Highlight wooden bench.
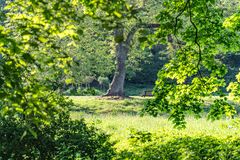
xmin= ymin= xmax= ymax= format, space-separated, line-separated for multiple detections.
xmin=142 ymin=90 xmax=153 ymax=97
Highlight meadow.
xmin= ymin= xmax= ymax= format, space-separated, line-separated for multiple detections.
xmin=69 ymin=96 xmax=240 ymax=159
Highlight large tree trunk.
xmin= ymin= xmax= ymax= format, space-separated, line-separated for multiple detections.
xmin=105 ymin=24 xmax=160 ymax=97
xmin=105 ymin=28 xmax=129 ymax=97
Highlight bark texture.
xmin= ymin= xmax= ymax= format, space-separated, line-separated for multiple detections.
xmin=105 ymin=28 xmax=129 ymax=96
xmin=105 ymin=24 xmax=160 ymax=97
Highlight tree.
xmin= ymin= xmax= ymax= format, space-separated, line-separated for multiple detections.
xmin=36 ymin=19 xmax=115 ymax=91
xmin=105 ymin=1 xmax=163 ymax=97
xmin=23 ymin=0 xmax=165 ymax=97
xmin=142 ymin=0 xmax=240 ymax=128
xmin=0 ymin=0 xmax=130 ymax=155
xmin=0 ymin=0 xmax=135 ymax=158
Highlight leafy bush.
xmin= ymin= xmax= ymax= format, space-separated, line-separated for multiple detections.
xmin=98 ymin=76 xmax=110 ymax=89
xmin=0 ymin=116 xmax=115 ymax=159
xmin=63 ymin=87 xmax=103 ymax=96
xmin=119 ymin=130 xmax=240 ymax=160
xmin=77 ymin=88 xmax=99 ymax=96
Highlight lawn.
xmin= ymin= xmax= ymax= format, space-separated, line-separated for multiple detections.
xmin=69 ymin=96 xmax=240 ymax=153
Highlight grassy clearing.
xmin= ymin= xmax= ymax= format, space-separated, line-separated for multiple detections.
xmin=69 ymin=96 xmax=240 ymax=152
xmin=71 ymin=113 xmax=239 ymax=151
xmin=69 ymin=96 xmax=150 ymax=115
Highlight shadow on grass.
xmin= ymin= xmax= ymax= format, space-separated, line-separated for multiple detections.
xmin=70 ymin=96 xmax=149 ymax=115
xmin=70 ymin=96 xmax=240 ymax=118
xmin=71 ymin=107 xmax=97 ymax=114
xmin=71 ymin=107 xmax=139 ymax=115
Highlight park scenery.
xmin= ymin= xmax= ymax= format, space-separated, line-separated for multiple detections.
xmin=1 ymin=0 xmax=240 ymax=159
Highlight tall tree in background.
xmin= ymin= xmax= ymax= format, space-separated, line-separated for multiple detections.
xmin=105 ymin=0 xmax=162 ymax=97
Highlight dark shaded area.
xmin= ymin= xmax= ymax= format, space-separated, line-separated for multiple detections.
xmin=221 ymin=53 xmax=240 ymax=84
xmin=0 ymin=116 xmax=115 ymax=159
xmin=127 ymin=44 xmax=168 ymax=84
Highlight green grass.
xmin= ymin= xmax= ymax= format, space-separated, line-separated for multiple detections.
xmin=69 ymin=96 xmax=240 ymax=152
xmin=71 ymin=113 xmax=240 ymax=151
xmin=69 ymin=96 xmax=151 ymax=115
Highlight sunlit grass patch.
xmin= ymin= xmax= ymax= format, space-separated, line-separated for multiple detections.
xmin=69 ymin=96 xmax=240 ymax=152
xmin=69 ymin=96 xmax=151 ymax=115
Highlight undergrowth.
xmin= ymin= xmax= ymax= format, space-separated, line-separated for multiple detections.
xmin=70 ymin=96 xmax=240 ymax=159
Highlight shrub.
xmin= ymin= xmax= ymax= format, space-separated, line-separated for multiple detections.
xmin=98 ymin=76 xmax=110 ymax=90
xmin=0 ymin=116 xmax=116 ymax=159
xmin=119 ymin=130 xmax=240 ymax=160
xmin=77 ymin=87 xmax=96 ymax=96
xmin=63 ymin=87 xmax=103 ymax=96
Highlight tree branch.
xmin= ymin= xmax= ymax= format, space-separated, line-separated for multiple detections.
xmin=125 ymin=23 xmax=160 ymax=45
xmin=188 ymin=0 xmax=203 ymax=79
xmin=174 ymin=0 xmax=190 ymax=49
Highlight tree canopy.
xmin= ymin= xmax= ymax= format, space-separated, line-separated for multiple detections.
xmin=143 ymin=0 xmax=240 ymax=127
xmin=0 ymin=0 xmax=132 ymax=135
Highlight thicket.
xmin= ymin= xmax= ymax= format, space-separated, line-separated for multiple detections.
xmin=119 ymin=129 xmax=240 ymax=160
xmin=0 ymin=0 xmax=122 ymax=159
xmin=0 ymin=116 xmax=115 ymax=159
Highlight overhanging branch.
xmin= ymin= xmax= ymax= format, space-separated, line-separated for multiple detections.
xmin=188 ymin=0 xmax=203 ymax=79
xmin=125 ymin=23 xmax=160 ymax=45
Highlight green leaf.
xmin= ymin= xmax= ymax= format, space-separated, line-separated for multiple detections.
xmin=38 ymin=36 xmax=48 ymax=43
xmin=65 ymin=78 xmax=73 ymax=84
xmin=113 ymin=11 xmax=122 ymax=18
xmin=28 ymin=128 xmax=37 ymax=139
xmin=22 ymin=34 xmax=31 ymax=42
xmin=16 ymin=107 xmax=24 ymax=113
xmin=20 ymin=131 xmax=27 ymax=141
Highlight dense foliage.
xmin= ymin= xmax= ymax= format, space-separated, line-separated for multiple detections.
xmin=0 ymin=116 xmax=115 ymax=159
xmin=0 ymin=0 xmax=127 ymax=159
xmin=71 ymin=97 xmax=240 ymax=160
xmin=119 ymin=129 xmax=240 ymax=159
xmin=143 ymin=0 xmax=240 ymax=127
xmin=0 ymin=0 xmax=240 ymax=159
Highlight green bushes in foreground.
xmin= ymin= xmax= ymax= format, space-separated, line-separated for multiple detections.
xmin=0 ymin=116 xmax=115 ymax=159
xmin=2 ymin=115 xmax=240 ymax=160
xmin=119 ymin=130 xmax=240 ymax=160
